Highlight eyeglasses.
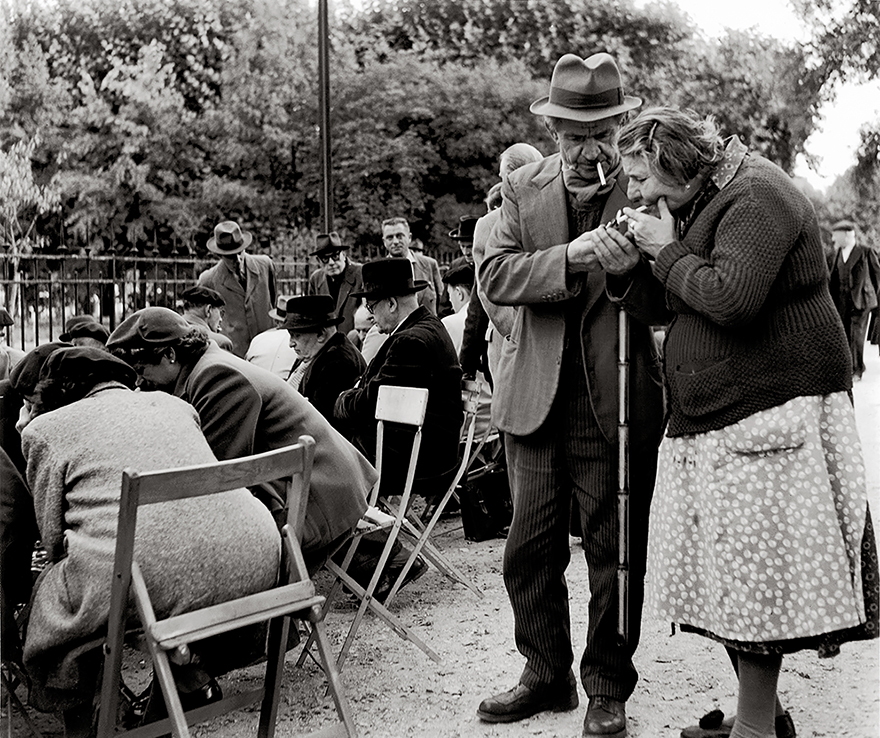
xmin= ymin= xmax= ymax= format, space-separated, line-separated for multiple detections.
xmin=365 ymin=299 xmax=385 ymax=315
xmin=317 ymin=251 xmax=344 ymax=265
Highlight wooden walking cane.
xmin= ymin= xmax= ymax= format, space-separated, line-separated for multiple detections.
xmin=616 ymin=305 xmax=630 ymax=644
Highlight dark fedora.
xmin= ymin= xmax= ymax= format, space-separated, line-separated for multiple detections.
xmin=206 ymin=220 xmax=253 ymax=255
xmin=448 ymin=215 xmax=480 ymax=241
xmin=181 ymin=286 xmax=226 ymax=308
xmin=59 ymin=315 xmax=110 ymax=344
xmin=529 ymin=53 xmax=641 ymax=122
xmin=310 ymin=232 xmax=347 ymax=257
xmin=268 ymin=295 xmax=297 ymax=321
xmin=442 ymin=261 xmax=475 ymax=288
xmin=282 ymin=295 xmax=343 ymax=332
xmin=352 ymin=258 xmax=428 ymax=301
xmin=107 ymin=307 xmax=194 ymax=350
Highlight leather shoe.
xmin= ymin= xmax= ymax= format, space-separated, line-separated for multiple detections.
xmin=583 ymin=695 xmax=626 ymax=738
xmin=477 ymin=671 xmax=578 ymax=723
xmin=374 ymin=555 xmax=428 ymax=603
xmin=681 ymin=709 xmax=797 ymax=738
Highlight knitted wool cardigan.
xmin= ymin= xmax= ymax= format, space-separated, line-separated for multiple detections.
xmin=642 ymin=143 xmax=851 ymax=436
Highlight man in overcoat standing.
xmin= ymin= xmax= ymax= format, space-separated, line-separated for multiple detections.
xmin=198 ymin=220 xmax=276 ymax=358
xmin=307 ymin=232 xmax=364 ymax=336
xmin=476 ymin=53 xmax=665 ymax=738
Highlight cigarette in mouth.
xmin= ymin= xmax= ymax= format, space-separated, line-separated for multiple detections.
xmin=597 ymin=162 xmax=606 ymax=186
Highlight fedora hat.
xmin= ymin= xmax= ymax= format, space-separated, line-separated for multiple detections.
xmin=107 ymin=307 xmax=194 ymax=350
xmin=310 ymin=232 xmax=348 ymax=257
xmin=352 ymin=258 xmax=428 ymax=301
xmin=448 ymin=215 xmax=480 ymax=241
xmin=206 ymin=220 xmax=253 ymax=255
xmin=282 ymin=295 xmax=343 ymax=332
xmin=59 ymin=314 xmax=111 ymax=343
xmin=268 ymin=295 xmax=297 ymax=321
xmin=529 ymin=53 xmax=641 ymax=122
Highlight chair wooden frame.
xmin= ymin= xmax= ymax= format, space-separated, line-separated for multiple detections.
xmin=96 ymin=438 xmax=357 ymax=738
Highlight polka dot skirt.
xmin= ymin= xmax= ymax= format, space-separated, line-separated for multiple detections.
xmin=646 ymin=392 xmax=879 ymax=655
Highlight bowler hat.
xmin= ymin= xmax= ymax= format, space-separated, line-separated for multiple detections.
xmin=282 ymin=295 xmax=343 ymax=332
xmin=59 ymin=315 xmax=110 ymax=343
xmin=352 ymin=258 xmax=428 ymax=301
xmin=832 ymin=219 xmax=856 ymax=232
xmin=448 ymin=215 xmax=480 ymax=241
xmin=268 ymin=295 xmax=297 ymax=321
xmin=529 ymin=53 xmax=641 ymax=122
xmin=442 ymin=261 xmax=475 ymax=288
xmin=9 ymin=342 xmax=72 ymax=399
xmin=0 ymin=308 xmax=13 ymax=327
xmin=181 ymin=286 xmax=226 ymax=308
xmin=39 ymin=346 xmax=137 ymax=390
xmin=106 ymin=308 xmax=194 ymax=350
xmin=206 ymin=220 xmax=253 ymax=255
xmin=310 ymin=232 xmax=347 ymax=257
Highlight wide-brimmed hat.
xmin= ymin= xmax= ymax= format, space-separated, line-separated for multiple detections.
xmin=442 ymin=261 xmax=475 ymax=288
xmin=206 ymin=220 xmax=253 ymax=255
xmin=268 ymin=295 xmax=297 ymax=321
xmin=59 ymin=315 xmax=110 ymax=343
xmin=180 ymin=286 xmax=226 ymax=308
xmin=352 ymin=258 xmax=428 ymax=301
xmin=107 ymin=307 xmax=194 ymax=350
xmin=310 ymin=232 xmax=347 ymax=257
xmin=448 ymin=215 xmax=480 ymax=242
xmin=282 ymin=295 xmax=343 ymax=332
xmin=832 ymin=219 xmax=856 ymax=232
xmin=529 ymin=53 xmax=642 ymax=122
xmin=9 ymin=342 xmax=73 ymax=399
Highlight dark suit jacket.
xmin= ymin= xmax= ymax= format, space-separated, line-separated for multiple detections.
xmin=308 ymin=260 xmax=364 ymax=335
xmin=172 ymin=344 xmax=373 ymax=553
xmin=300 ymin=331 xmax=366 ymax=429
xmin=480 ymin=153 xmax=665 ymax=446
xmin=334 ymin=306 xmax=463 ymax=492
xmin=198 ymin=253 xmax=277 ymax=358
xmin=829 ymin=244 xmax=880 ymax=315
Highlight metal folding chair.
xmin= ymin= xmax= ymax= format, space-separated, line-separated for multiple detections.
xmin=96 ymin=438 xmax=357 ymax=738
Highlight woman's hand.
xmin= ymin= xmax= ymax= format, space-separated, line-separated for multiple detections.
xmin=623 ymin=198 xmax=676 ymax=260
xmin=593 ymin=225 xmax=642 ymax=275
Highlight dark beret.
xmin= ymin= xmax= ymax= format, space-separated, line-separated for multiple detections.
xmin=107 ymin=307 xmax=193 ymax=350
xmin=8 ymin=342 xmax=73 ymax=399
xmin=38 ymin=346 xmax=137 ymax=390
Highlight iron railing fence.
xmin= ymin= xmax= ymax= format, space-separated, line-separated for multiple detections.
xmin=0 ymin=253 xmax=311 ymax=350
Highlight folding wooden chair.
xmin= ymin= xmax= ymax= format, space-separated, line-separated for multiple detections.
xmin=96 ymin=438 xmax=357 ymax=738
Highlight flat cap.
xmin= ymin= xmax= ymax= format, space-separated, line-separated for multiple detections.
xmin=107 ymin=307 xmax=193 ymax=350
xmin=442 ymin=261 xmax=475 ymax=288
xmin=831 ymin=219 xmax=856 ymax=232
xmin=181 ymin=286 xmax=226 ymax=307
xmin=59 ymin=315 xmax=110 ymax=343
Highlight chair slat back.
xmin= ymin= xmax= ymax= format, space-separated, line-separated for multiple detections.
xmin=375 ymin=385 xmax=428 ymax=427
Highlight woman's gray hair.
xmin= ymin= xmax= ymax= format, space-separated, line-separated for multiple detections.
xmin=617 ymin=106 xmax=724 ymax=186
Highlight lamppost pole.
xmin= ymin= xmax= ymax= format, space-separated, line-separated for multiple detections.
xmin=318 ymin=0 xmax=333 ymax=232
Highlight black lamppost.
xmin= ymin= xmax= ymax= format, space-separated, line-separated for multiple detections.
xmin=318 ymin=0 xmax=333 ymax=232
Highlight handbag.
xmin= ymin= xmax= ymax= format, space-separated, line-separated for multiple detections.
xmin=459 ymin=444 xmax=512 ymax=542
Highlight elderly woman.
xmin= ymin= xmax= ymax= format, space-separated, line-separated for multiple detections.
xmin=18 ymin=347 xmax=281 ymax=732
xmin=592 ymin=107 xmax=878 ymax=738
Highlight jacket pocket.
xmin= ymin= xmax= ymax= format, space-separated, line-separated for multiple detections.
xmin=671 ymin=357 xmax=741 ymax=418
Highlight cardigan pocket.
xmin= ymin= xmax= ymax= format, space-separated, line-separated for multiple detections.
xmin=671 ymin=357 xmax=741 ymax=419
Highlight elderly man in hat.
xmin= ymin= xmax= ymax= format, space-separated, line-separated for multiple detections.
xmin=307 ymin=232 xmax=364 ymax=336
xmin=827 ymin=219 xmax=880 ymax=380
xmin=335 ymin=258 xmax=463 ymax=499
xmin=197 ymin=220 xmax=276 ymax=358
xmin=245 ymin=295 xmax=300 ymax=379
xmin=107 ymin=307 xmax=374 ymax=571
xmin=476 ymin=53 xmax=665 ymax=737
xmin=180 ymin=286 xmax=234 ymax=352
xmin=285 ymin=294 xmax=366 ymax=429
xmin=381 ymin=217 xmax=444 ymax=316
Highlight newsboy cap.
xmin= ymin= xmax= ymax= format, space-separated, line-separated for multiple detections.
xmin=59 ymin=315 xmax=110 ymax=344
xmin=181 ymin=285 xmax=226 ymax=308
xmin=530 ymin=52 xmax=641 ymax=122
xmin=107 ymin=307 xmax=193 ymax=350
xmin=310 ymin=232 xmax=347 ymax=257
xmin=39 ymin=346 xmax=137 ymax=391
xmin=206 ymin=220 xmax=253 ymax=255
xmin=352 ymin=258 xmax=428 ymax=301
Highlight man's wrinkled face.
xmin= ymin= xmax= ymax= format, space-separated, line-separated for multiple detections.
xmin=288 ymin=330 xmax=324 ymax=361
xmin=382 ymin=224 xmax=411 ymax=258
xmin=552 ymin=117 xmax=620 ymax=179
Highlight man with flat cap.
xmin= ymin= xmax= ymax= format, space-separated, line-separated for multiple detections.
xmin=308 ymin=232 xmax=364 ymax=336
xmin=198 ymin=220 xmax=276 ymax=358
xmin=827 ymin=219 xmax=880 ymax=380
xmin=477 ymin=53 xmax=665 ymax=738
xmin=334 ymin=258 xmax=463 ymax=500
xmin=284 ymin=294 xmax=366 ymax=429
xmin=180 ymin=286 xmax=234 ymax=352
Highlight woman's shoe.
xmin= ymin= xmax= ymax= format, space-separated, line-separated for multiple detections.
xmin=681 ymin=709 xmax=796 ymax=738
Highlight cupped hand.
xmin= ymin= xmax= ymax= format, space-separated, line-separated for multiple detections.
xmin=623 ymin=198 xmax=676 ymax=259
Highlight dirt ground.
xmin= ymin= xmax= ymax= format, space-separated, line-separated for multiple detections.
xmin=6 ymin=352 xmax=880 ymax=738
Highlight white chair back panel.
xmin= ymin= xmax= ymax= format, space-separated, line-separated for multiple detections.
xmin=375 ymin=385 xmax=429 ymax=426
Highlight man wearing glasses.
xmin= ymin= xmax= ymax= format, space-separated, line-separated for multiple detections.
xmin=308 ymin=232 xmax=364 ymax=335
xmin=381 ymin=217 xmax=444 ymax=315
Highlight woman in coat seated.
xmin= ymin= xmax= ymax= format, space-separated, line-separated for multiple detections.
xmin=18 ymin=346 xmax=281 ymax=735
